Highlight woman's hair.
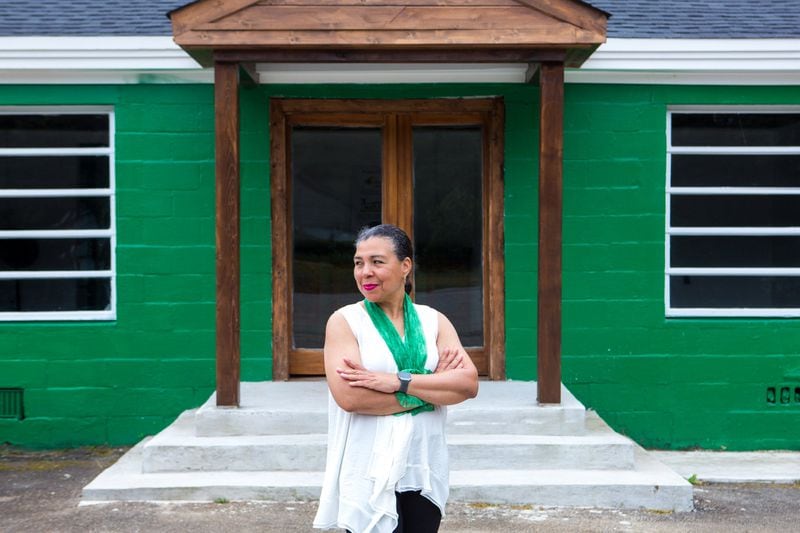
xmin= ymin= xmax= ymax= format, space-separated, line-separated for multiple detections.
xmin=355 ymin=224 xmax=414 ymax=293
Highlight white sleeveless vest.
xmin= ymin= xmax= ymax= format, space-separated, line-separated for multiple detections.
xmin=313 ymin=302 xmax=449 ymax=533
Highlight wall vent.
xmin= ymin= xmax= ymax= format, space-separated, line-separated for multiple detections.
xmin=0 ymin=388 xmax=24 ymax=420
xmin=766 ymin=385 xmax=800 ymax=407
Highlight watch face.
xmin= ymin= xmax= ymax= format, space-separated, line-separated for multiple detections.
xmin=399 ymin=371 xmax=412 ymax=381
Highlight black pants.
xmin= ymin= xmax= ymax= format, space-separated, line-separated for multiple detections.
xmin=346 ymin=490 xmax=441 ymax=533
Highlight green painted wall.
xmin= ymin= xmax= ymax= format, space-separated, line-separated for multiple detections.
xmin=559 ymin=84 xmax=800 ymax=450
xmin=0 ymin=85 xmax=220 ymax=447
xmin=1 ymin=82 xmax=799 ymax=450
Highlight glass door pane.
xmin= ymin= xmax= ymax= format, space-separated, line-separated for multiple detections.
xmin=291 ymin=126 xmax=382 ymax=348
xmin=412 ymin=126 xmax=484 ymax=346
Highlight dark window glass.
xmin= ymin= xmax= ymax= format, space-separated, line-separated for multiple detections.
xmin=0 ymin=278 xmax=111 ymax=312
xmin=0 ymin=238 xmax=110 ymax=271
xmin=670 ymin=276 xmax=800 ymax=308
xmin=0 ymin=114 xmax=109 ymax=148
xmin=292 ymin=127 xmax=382 ymax=349
xmin=672 ymin=113 xmax=800 ymax=147
xmin=671 ymin=154 xmax=800 ymax=188
xmin=0 ymin=156 xmax=110 ymax=189
xmin=671 ymin=195 xmax=800 ymax=227
xmin=0 ymin=197 xmax=110 ymax=230
xmin=671 ymin=236 xmax=800 ymax=268
xmin=413 ymin=126 xmax=483 ymax=346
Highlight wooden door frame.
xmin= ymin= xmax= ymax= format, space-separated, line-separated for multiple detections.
xmin=270 ymin=97 xmax=505 ymax=380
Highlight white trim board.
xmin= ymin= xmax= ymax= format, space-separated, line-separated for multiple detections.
xmin=573 ymin=38 xmax=800 ymax=85
xmin=0 ymin=37 xmax=799 ymax=85
xmin=0 ymin=37 xmax=198 ymax=70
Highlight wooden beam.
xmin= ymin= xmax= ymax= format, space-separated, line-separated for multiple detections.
xmin=269 ymin=100 xmax=290 ymax=382
xmin=396 ymin=114 xmax=414 ymax=238
xmin=537 ymin=61 xmax=564 ymax=404
xmin=487 ymin=98 xmax=506 ymax=380
xmin=179 ymin=28 xmax=602 ymax=51
xmin=215 ymin=61 xmax=241 ymax=407
xmin=514 ymin=0 xmax=609 ymax=35
xmin=525 ymin=63 xmax=540 ymax=84
xmin=169 ymin=0 xmax=259 ymax=37
xmin=239 ymin=62 xmax=259 ymax=86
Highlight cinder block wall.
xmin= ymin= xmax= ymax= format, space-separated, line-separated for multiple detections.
xmin=560 ymin=84 xmax=800 ymax=450
xmin=1 ymin=83 xmax=799 ymax=450
xmin=0 ymin=85 xmax=222 ymax=447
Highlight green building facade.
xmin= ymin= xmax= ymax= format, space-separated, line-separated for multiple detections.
xmin=2 ymin=80 xmax=799 ymax=449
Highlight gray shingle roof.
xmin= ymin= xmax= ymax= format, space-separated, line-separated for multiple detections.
xmin=0 ymin=0 xmax=799 ymax=38
xmin=593 ymin=0 xmax=800 ymax=38
xmin=0 ymin=1 xmax=184 ymax=36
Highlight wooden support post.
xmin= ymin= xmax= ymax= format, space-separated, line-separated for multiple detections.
xmin=537 ymin=62 xmax=564 ymax=404
xmin=215 ymin=61 xmax=241 ymax=407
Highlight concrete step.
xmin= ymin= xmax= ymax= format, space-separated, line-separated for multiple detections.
xmin=143 ymin=410 xmax=633 ymax=473
xmin=195 ymin=381 xmax=587 ymax=437
xmin=448 ymin=432 xmax=634 ymax=471
xmin=83 ymin=441 xmax=691 ymax=511
xmin=449 ymin=445 xmax=693 ymax=511
xmin=195 ymin=382 xmax=328 ymax=437
xmin=448 ymin=382 xmax=587 ymax=436
xmin=142 ymin=411 xmax=328 ymax=473
xmin=84 ymin=440 xmax=323 ymax=503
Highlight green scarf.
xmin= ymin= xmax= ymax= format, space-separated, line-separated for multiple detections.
xmin=363 ymin=294 xmax=434 ymax=416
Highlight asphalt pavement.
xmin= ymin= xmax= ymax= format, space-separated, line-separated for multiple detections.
xmin=2 ymin=445 xmax=800 ymax=532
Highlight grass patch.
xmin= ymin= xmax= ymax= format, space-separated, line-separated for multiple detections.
xmin=687 ymin=474 xmax=702 ymax=485
xmin=468 ymin=502 xmax=498 ymax=509
xmin=509 ymin=504 xmax=534 ymax=511
xmin=0 ymin=460 xmax=85 ymax=472
xmin=0 ymin=445 xmax=125 ymax=472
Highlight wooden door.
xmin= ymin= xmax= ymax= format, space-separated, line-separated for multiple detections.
xmin=270 ymin=99 xmax=504 ymax=379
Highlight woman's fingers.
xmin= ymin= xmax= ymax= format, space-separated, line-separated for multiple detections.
xmin=342 ymin=357 xmax=367 ymax=371
xmin=436 ymin=347 xmax=466 ymax=372
xmin=337 ymin=365 xmax=368 ymax=381
xmin=447 ymin=353 xmax=465 ymax=370
xmin=435 ymin=348 xmax=455 ymax=372
xmin=336 ymin=367 xmax=397 ymax=393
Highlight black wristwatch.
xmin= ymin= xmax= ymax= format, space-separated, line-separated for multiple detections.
xmin=397 ymin=371 xmax=412 ymax=394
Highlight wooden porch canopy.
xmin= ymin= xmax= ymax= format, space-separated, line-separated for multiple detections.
xmin=168 ymin=0 xmax=608 ymax=407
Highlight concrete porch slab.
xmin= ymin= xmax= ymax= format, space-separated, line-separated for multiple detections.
xmin=82 ymin=380 xmax=693 ymax=511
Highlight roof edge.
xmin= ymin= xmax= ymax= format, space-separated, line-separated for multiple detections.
xmin=1 ymin=36 xmax=798 ymax=86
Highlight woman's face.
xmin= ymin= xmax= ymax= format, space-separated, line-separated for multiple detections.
xmin=353 ymin=236 xmax=411 ymax=303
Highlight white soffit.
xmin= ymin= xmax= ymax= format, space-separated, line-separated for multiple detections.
xmin=256 ymin=63 xmax=527 ymax=84
xmin=0 ymin=37 xmax=799 ymax=85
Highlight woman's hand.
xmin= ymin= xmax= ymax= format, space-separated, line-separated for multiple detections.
xmin=337 ymin=357 xmax=399 ymax=394
xmin=436 ymin=347 xmax=466 ymax=373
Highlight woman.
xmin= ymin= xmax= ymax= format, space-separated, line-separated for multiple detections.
xmin=313 ymin=224 xmax=479 ymax=533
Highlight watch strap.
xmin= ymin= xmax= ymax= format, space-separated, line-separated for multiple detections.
xmin=397 ymin=371 xmax=411 ymax=394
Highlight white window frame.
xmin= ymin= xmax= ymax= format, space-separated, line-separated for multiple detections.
xmin=0 ymin=106 xmax=115 ymax=321
xmin=666 ymin=105 xmax=800 ymax=317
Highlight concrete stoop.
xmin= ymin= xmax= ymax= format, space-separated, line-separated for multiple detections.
xmin=82 ymin=381 xmax=693 ymax=511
